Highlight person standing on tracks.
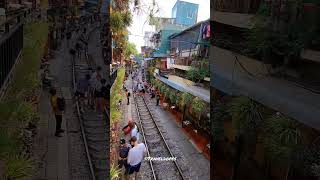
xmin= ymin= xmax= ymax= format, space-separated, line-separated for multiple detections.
xmin=126 ymin=90 xmax=130 ymax=105
xmin=75 ymin=42 xmax=82 ymax=59
xmin=75 ymin=74 xmax=91 ymax=112
xmin=118 ymin=138 xmax=130 ymax=180
xmin=99 ymin=78 xmax=109 ymax=111
xmin=49 ymin=88 xmax=65 ymax=137
xmin=156 ymin=93 xmax=160 ymax=106
xmin=90 ymin=66 xmax=103 ymax=111
xmin=127 ymin=136 xmax=146 ymax=179
xmin=80 ymin=28 xmax=89 ymax=60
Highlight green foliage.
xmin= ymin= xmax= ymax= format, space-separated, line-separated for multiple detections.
xmin=164 ymin=88 xmax=170 ymax=99
xmin=110 ymin=11 xmax=132 ymax=33
xmin=191 ymin=97 xmax=205 ymax=115
xmin=160 ymin=85 xmax=166 ymax=94
xmin=110 ymin=68 xmax=125 ymax=123
xmin=12 ymin=102 xmax=39 ymax=126
xmin=121 ymin=11 xmax=132 ymax=27
xmin=3 ymin=155 xmax=33 ymax=180
xmin=0 ymin=21 xmax=47 ymax=180
xmin=181 ymin=92 xmax=193 ymax=106
xmin=110 ymin=163 xmax=121 ymax=180
xmin=187 ymin=62 xmax=209 ymax=83
xmin=174 ymin=93 xmax=181 ymax=106
xmin=169 ymin=91 xmax=177 ymax=104
xmin=110 ymin=12 xmax=124 ymax=33
xmin=187 ymin=67 xmax=198 ymax=82
xmin=124 ymin=42 xmax=138 ymax=60
xmin=244 ymin=1 xmax=320 ymax=64
xmin=212 ymin=101 xmax=228 ymax=142
xmin=263 ymin=113 xmax=302 ymax=161
xmin=229 ymin=96 xmax=262 ymax=135
xmin=0 ymin=130 xmax=21 ymax=158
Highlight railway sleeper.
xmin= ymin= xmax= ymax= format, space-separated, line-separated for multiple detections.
xmin=88 ymin=143 xmax=107 ymax=153
xmin=93 ymin=159 xmax=108 ymax=170
xmin=86 ymin=134 xmax=108 ymax=142
xmin=83 ymin=121 xmax=107 ymax=128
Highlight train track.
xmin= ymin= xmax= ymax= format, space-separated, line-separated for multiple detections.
xmin=71 ymin=28 xmax=108 ymax=180
xmin=133 ymin=94 xmax=185 ymax=180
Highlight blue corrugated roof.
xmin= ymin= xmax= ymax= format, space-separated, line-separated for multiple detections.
xmin=156 ymin=75 xmax=210 ymax=103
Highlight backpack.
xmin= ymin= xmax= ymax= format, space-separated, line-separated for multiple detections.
xmin=57 ymin=97 xmax=66 ymax=111
xmin=119 ymin=146 xmax=130 ymax=158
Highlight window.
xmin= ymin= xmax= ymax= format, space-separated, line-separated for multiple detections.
xmin=187 ymin=11 xmax=193 ymax=19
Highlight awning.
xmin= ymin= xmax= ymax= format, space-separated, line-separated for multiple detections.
xmin=144 ymin=58 xmax=155 ymax=61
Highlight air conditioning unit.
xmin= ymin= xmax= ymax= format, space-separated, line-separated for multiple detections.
xmin=0 ymin=8 xmax=5 ymax=16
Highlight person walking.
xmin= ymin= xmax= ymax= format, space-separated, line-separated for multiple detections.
xmin=75 ymin=74 xmax=91 ymax=111
xmin=99 ymin=78 xmax=109 ymax=111
xmin=127 ymin=136 xmax=146 ymax=180
xmin=126 ymin=90 xmax=130 ymax=105
xmin=90 ymin=66 xmax=103 ymax=111
xmin=156 ymin=94 xmax=160 ymax=106
xmin=75 ymin=42 xmax=82 ymax=59
xmin=49 ymin=88 xmax=65 ymax=137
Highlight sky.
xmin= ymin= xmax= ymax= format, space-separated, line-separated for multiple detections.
xmin=127 ymin=0 xmax=210 ymax=53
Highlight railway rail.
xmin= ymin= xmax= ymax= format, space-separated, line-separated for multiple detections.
xmin=71 ymin=27 xmax=108 ymax=180
xmin=133 ymin=94 xmax=185 ymax=180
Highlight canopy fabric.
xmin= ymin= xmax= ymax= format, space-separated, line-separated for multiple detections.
xmin=144 ymin=58 xmax=155 ymax=61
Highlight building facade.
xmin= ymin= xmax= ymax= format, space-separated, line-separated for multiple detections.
xmin=172 ymin=0 xmax=198 ymax=27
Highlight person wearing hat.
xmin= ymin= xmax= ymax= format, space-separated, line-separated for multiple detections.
xmin=118 ymin=138 xmax=130 ymax=180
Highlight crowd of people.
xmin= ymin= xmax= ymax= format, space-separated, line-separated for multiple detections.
xmin=75 ymin=66 xmax=110 ymax=113
xmin=117 ymin=68 xmax=166 ymax=179
xmin=49 ymin=16 xmax=109 ymax=138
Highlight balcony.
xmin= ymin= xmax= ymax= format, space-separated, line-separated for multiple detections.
xmin=211 ymin=46 xmax=320 ymax=130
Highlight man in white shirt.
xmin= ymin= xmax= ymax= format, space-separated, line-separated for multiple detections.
xmin=127 ymin=136 xmax=146 ymax=179
xmin=130 ymin=123 xmax=139 ymax=142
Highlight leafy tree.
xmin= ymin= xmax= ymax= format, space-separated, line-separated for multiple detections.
xmin=124 ymin=42 xmax=138 ymax=60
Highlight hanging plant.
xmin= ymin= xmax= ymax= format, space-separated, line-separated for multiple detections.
xmin=169 ymin=91 xmax=177 ymax=105
xmin=191 ymin=97 xmax=205 ymax=116
xmin=175 ymin=93 xmax=181 ymax=106
xmin=164 ymin=88 xmax=171 ymax=100
xmin=160 ymin=85 xmax=166 ymax=94
xmin=212 ymin=101 xmax=228 ymax=143
xmin=181 ymin=92 xmax=193 ymax=106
